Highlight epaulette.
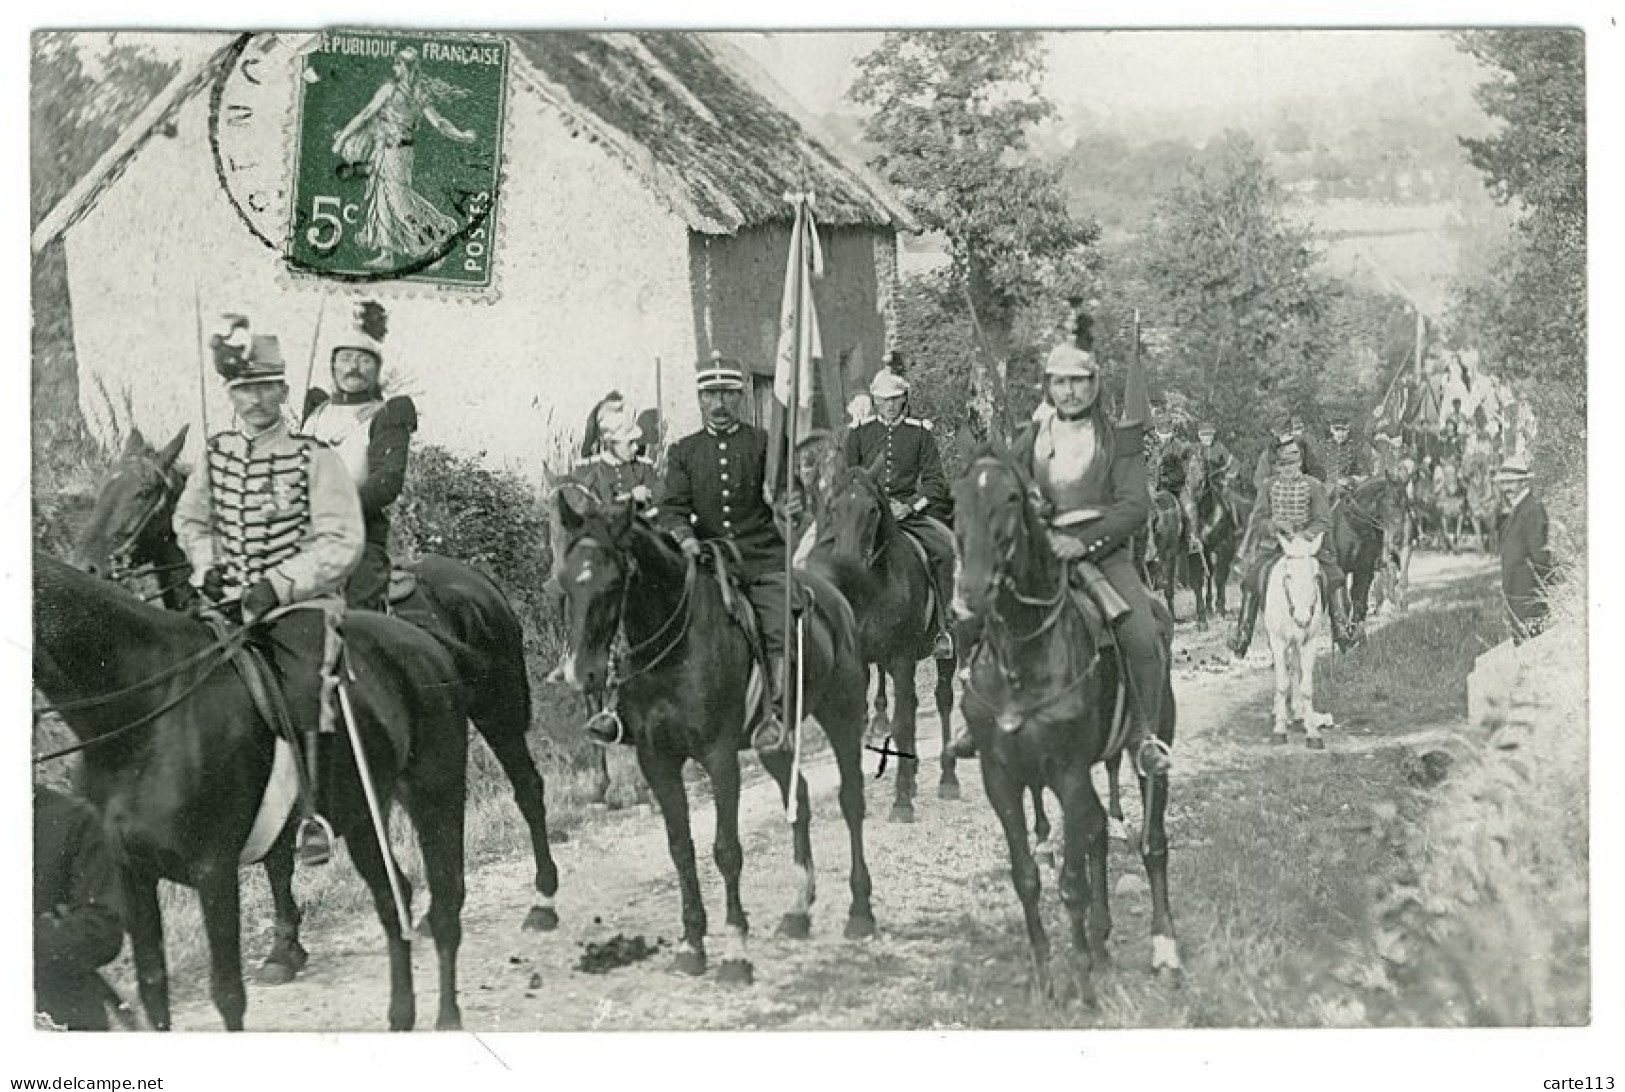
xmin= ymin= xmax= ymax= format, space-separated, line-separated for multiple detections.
xmin=573 ymin=457 xmax=596 ymax=470
xmin=903 ymin=416 xmax=933 ymax=431
xmin=636 ymin=456 xmax=656 ymax=466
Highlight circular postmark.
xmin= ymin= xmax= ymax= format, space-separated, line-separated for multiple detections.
xmin=208 ymin=30 xmax=508 ymax=289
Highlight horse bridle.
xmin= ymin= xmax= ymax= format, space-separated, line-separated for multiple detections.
xmin=104 ymin=464 xmax=193 ymax=601
xmin=569 ymin=532 xmax=697 ymax=686
xmin=960 ymin=459 xmax=1096 ymax=720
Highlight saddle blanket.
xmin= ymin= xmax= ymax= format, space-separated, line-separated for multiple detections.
xmin=240 ymin=739 xmax=299 ymax=867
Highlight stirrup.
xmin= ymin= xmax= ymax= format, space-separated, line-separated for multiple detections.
xmin=752 ymin=711 xmax=790 ymax=754
xmin=584 ymin=707 xmax=626 ymax=746
xmin=932 ymin=630 xmax=955 ymax=661
xmin=297 ymin=815 xmax=335 ymax=868
xmin=1135 ymin=737 xmax=1173 ymax=778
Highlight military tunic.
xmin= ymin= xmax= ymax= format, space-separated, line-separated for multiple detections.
xmin=1325 ymin=436 xmax=1368 ymax=482
xmin=661 ymin=423 xmax=789 ymax=656
xmin=301 ymin=391 xmax=417 ymax=610
xmin=573 ymin=451 xmax=663 ymax=514
xmin=174 ymin=419 xmax=364 ymax=606
xmin=844 ymin=416 xmax=951 ymax=521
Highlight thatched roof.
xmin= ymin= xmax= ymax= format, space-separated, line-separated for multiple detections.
xmin=511 ymin=33 xmax=915 ymax=234
xmin=32 ymin=31 xmax=915 ymax=255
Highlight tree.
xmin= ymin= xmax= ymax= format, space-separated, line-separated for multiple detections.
xmin=1133 ymin=132 xmax=1337 ymax=457
xmin=849 ymin=32 xmax=1095 ymax=437
xmin=1451 ymin=30 xmax=1585 ymax=479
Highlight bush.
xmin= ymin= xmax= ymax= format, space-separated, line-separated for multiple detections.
xmin=391 ymin=444 xmax=562 ymax=657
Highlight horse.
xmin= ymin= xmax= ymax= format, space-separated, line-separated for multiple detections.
xmin=812 ymin=467 xmax=959 ymax=820
xmin=555 ymin=494 xmax=875 ymax=981
xmin=73 ymin=427 xmax=563 ymax=980
xmin=951 ymin=449 xmax=1180 ymax=1003
xmin=1330 ymin=476 xmax=1409 ymax=627
xmin=32 ymin=552 xmax=469 ymax=1030
xmin=1188 ymin=465 xmax=1239 ymax=626
xmin=1261 ymin=533 xmax=1332 ymax=749
xmin=1144 ymin=489 xmax=1187 ymax=620
xmin=1459 ymin=456 xmax=1502 ymax=552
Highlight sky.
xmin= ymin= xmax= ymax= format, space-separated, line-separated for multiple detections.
xmin=731 ymin=29 xmax=1487 ymax=133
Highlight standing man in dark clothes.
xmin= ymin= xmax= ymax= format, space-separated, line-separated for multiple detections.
xmin=34 ymin=785 xmax=124 ymax=1031
xmin=1493 ymin=454 xmax=1557 ymax=643
xmin=301 ymin=301 xmax=417 ymax=611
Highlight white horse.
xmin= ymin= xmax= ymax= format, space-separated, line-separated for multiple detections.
xmin=1262 ymin=531 xmax=1333 ymax=749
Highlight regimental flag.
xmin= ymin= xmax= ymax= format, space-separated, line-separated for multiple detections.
xmin=1119 ymin=309 xmax=1152 ymax=430
xmin=766 ymin=193 xmax=825 ymax=498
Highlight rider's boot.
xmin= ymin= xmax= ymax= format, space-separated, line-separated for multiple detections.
xmin=752 ymin=653 xmax=793 ymax=754
xmin=296 ymin=732 xmax=335 ymax=868
xmin=1327 ymin=580 xmax=1360 ymax=652
xmin=1228 ymin=584 xmax=1259 ymax=659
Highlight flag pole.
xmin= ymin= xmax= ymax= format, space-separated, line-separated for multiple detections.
xmin=784 ymin=193 xmax=804 ymax=825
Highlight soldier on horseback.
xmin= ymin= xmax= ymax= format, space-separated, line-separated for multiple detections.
xmin=1228 ymin=435 xmax=1359 ymax=659
xmin=844 ymin=356 xmax=957 ymax=661
xmin=174 ymin=316 xmax=365 ymax=864
xmin=658 ymin=351 xmax=797 ymax=754
xmin=1324 ymin=414 xmax=1368 ymax=505
xmin=300 ymin=301 xmax=416 ymax=611
xmin=949 ymin=342 xmax=1172 ymax=778
xmin=1147 ymin=414 xmax=1203 ymax=556
xmin=571 ymin=405 xmax=663 ymax=518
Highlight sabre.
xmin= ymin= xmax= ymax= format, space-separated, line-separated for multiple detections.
xmin=335 ymin=652 xmax=412 ymax=938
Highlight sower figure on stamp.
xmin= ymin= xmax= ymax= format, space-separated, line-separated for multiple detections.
xmin=658 ymin=351 xmax=797 ymax=754
xmin=34 ymin=784 xmax=125 ymax=1032
xmin=1229 ymin=435 xmax=1360 ymax=659
xmin=301 ymin=301 xmax=416 ymax=612
xmin=1493 ymin=454 xmax=1557 ymax=644
xmin=948 ymin=343 xmax=1173 ymax=778
xmin=844 ymin=357 xmax=958 ymax=660
xmin=174 ymin=317 xmax=365 ymax=865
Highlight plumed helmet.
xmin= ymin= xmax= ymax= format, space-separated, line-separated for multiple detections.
xmin=211 ymin=315 xmax=286 ymax=387
xmin=869 ymin=368 xmax=910 ymax=399
xmin=332 ymin=301 xmax=388 ymax=365
xmin=1043 ymin=343 xmax=1097 ymax=379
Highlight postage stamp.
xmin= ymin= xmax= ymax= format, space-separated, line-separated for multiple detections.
xmin=286 ymin=30 xmax=508 ymax=287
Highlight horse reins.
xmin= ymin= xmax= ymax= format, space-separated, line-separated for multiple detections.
xmin=34 ymin=625 xmax=256 ymax=764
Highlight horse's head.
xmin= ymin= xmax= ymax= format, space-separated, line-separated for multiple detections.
xmin=951 ymin=452 xmax=1040 ymax=619
xmin=820 ymin=466 xmax=889 ymax=567
xmin=1275 ymin=532 xmax=1324 ymax=629
xmin=76 ymin=427 xmax=189 ymax=578
xmin=554 ymin=485 xmax=636 ymax=693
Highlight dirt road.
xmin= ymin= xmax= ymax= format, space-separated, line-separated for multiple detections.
xmin=170 ymin=552 xmax=1493 ymax=1032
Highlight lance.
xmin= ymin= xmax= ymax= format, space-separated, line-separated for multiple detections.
xmin=299 ymin=295 xmax=329 ymax=424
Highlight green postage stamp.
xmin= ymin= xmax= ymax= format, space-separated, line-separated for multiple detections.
xmin=287 ymin=30 xmax=508 ymax=288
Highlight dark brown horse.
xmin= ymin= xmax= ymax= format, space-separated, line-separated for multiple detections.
xmin=1330 ymin=476 xmax=1409 ymax=626
xmin=1189 ymin=467 xmax=1240 ymax=627
xmin=1145 ymin=488 xmax=1187 ymax=620
xmin=952 ymin=450 xmax=1181 ymax=1003
xmin=555 ymin=495 xmax=874 ymax=981
xmin=33 ymin=552 xmax=469 ymax=1031
xmin=74 ymin=428 xmax=562 ymax=979
xmin=812 ymin=467 xmax=959 ymax=820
